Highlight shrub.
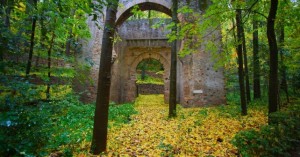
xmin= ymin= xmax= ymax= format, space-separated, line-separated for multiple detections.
xmin=232 ymin=104 xmax=300 ymax=157
xmin=0 ymin=93 xmax=137 ymax=156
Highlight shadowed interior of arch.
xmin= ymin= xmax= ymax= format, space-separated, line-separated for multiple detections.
xmin=135 ymin=58 xmax=165 ymax=96
xmin=136 ymin=58 xmax=164 ymax=85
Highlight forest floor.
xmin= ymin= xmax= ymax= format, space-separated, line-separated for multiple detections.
xmin=91 ymin=95 xmax=268 ymax=157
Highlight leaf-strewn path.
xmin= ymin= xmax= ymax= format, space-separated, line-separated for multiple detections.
xmin=106 ymin=95 xmax=267 ymax=156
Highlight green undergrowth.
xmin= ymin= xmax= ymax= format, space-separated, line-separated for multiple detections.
xmin=2 ymin=61 xmax=74 ymax=77
xmin=0 ymin=94 xmax=137 ymax=156
xmin=232 ymin=101 xmax=300 ymax=157
xmin=136 ymin=74 xmax=164 ymax=85
xmin=0 ymin=76 xmax=72 ymax=106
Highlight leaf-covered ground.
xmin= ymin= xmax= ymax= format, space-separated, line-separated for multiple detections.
xmin=102 ymin=95 xmax=267 ymax=157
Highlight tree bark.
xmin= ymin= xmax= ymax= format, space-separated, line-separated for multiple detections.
xmin=65 ymin=9 xmax=75 ymax=56
xmin=279 ymin=25 xmax=289 ymax=103
xmin=90 ymin=1 xmax=118 ymax=154
xmin=236 ymin=9 xmax=247 ymax=115
xmin=241 ymin=14 xmax=251 ymax=103
xmin=252 ymin=15 xmax=261 ymax=99
xmin=267 ymin=0 xmax=279 ymax=118
xmin=46 ymin=32 xmax=55 ymax=100
xmin=199 ymin=0 xmax=208 ymax=12
xmin=169 ymin=0 xmax=178 ymax=118
xmin=0 ymin=0 xmax=14 ymax=61
xmin=65 ymin=29 xmax=73 ymax=56
xmin=36 ymin=14 xmax=47 ymax=68
xmin=25 ymin=0 xmax=38 ymax=77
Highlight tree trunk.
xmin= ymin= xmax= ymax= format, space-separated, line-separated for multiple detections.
xmin=267 ymin=0 xmax=279 ymax=118
xmin=36 ymin=15 xmax=47 ymax=68
xmin=241 ymin=14 xmax=251 ymax=103
xmin=169 ymin=0 xmax=178 ymax=118
xmin=90 ymin=1 xmax=118 ymax=154
xmin=0 ymin=0 xmax=14 ymax=61
xmin=279 ymin=25 xmax=289 ymax=103
xmin=25 ymin=0 xmax=37 ymax=77
xmin=199 ymin=0 xmax=208 ymax=12
xmin=65 ymin=29 xmax=73 ymax=56
xmin=252 ymin=15 xmax=261 ymax=99
xmin=65 ymin=9 xmax=75 ymax=56
xmin=236 ymin=9 xmax=247 ymax=115
xmin=46 ymin=32 xmax=55 ymax=100
xmin=141 ymin=63 xmax=146 ymax=80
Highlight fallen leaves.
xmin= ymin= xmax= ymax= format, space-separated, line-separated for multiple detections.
xmin=104 ymin=95 xmax=267 ymax=156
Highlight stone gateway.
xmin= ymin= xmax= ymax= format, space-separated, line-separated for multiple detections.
xmin=78 ymin=0 xmax=226 ymax=107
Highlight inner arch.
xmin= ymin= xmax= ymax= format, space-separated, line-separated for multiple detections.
xmin=116 ymin=2 xmax=172 ymax=26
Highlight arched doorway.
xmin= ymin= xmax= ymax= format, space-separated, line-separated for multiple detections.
xmin=109 ymin=1 xmax=173 ymax=104
xmin=136 ymin=58 xmax=165 ymax=96
xmin=130 ymin=52 xmax=170 ymax=103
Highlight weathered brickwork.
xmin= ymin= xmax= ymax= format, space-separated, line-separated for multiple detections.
xmin=79 ymin=0 xmax=226 ymax=107
xmin=137 ymin=84 xmax=164 ymax=95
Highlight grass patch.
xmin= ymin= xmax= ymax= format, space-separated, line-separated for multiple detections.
xmin=0 ymin=94 xmax=137 ymax=156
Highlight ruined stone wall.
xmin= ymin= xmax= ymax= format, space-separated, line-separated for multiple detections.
xmin=137 ymin=84 xmax=164 ymax=95
xmin=80 ymin=0 xmax=226 ymax=106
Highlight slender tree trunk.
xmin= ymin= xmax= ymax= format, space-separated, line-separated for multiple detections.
xmin=267 ymin=0 xmax=279 ymax=118
xmin=4 ymin=0 xmax=12 ymax=28
xmin=65 ymin=29 xmax=73 ymax=56
xmin=141 ymin=63 xmax=146 ymax=80
xmin=0 ymin=0 xmax=13 ymax=61
xmin=46 ymin=32 xmax=55 ymax=100
xmin=252 ymin=15 xmax=261 ymax=99
xmin=241 ymin=14 xmax=251 ymax=103
xmin=90 ymin=1 xmax=118 ymax=154
xmin=65 ymin=10 xmax=75 ymax=56
xmin=0 ymin=1 xmax=4 ymax=61
xmin=148 ymin=10 xmax=152 ymax=26
xmin=169 ymin=0 xmax=178 ymax=118
xmin=236 ymin=9 xmax=247 ymax=115
xmin=199 ymin=0 xmax=208 ymax=12
xmin=25 ymin=0 xmax=37 ymax=77
xmin=36 ymin=16 xmax=47 ymax=68
xmin=278 ymin=25 xmax=289 ymax=103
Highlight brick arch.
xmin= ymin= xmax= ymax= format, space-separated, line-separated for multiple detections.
xmin=116 ymin=0 xmax=172 ymax=26
xmin=128 ymin=52 xmax=170 ymax=103
xmin=130 ymin=52 xmax=170 ymax=79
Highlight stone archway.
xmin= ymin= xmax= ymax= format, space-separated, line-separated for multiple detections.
xmin=110 ymin=45 xmax=171 ymax=103
xmin=82 ymin=0 xmax=226 ymax=107
xmin=129 ymin=52 xmax=170 ymax=103
xmin=116 ymin=0 xmax=172 ymax=26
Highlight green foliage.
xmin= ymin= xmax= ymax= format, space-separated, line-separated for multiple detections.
xmin=136 ymin=58 xmax=164 ymax=72
xmin=136 ymin=74 xmax=164 ymax=85
xmin=0 ymin=93 xmax=137 ymax=156
xmin=0 ymin=76 xmax=44 ymax=106
xmin=136 ymin=58 xmax=164 ymax=85
xmin=129 ymin=5 xmax=170 ymax=20
xmin=232 ymin=104 xmax=300 ymax=157
xmin=158 ymin=141 xmax=175 ymax=157
xmin=109 ymin=103 xmax=138 ymax=127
